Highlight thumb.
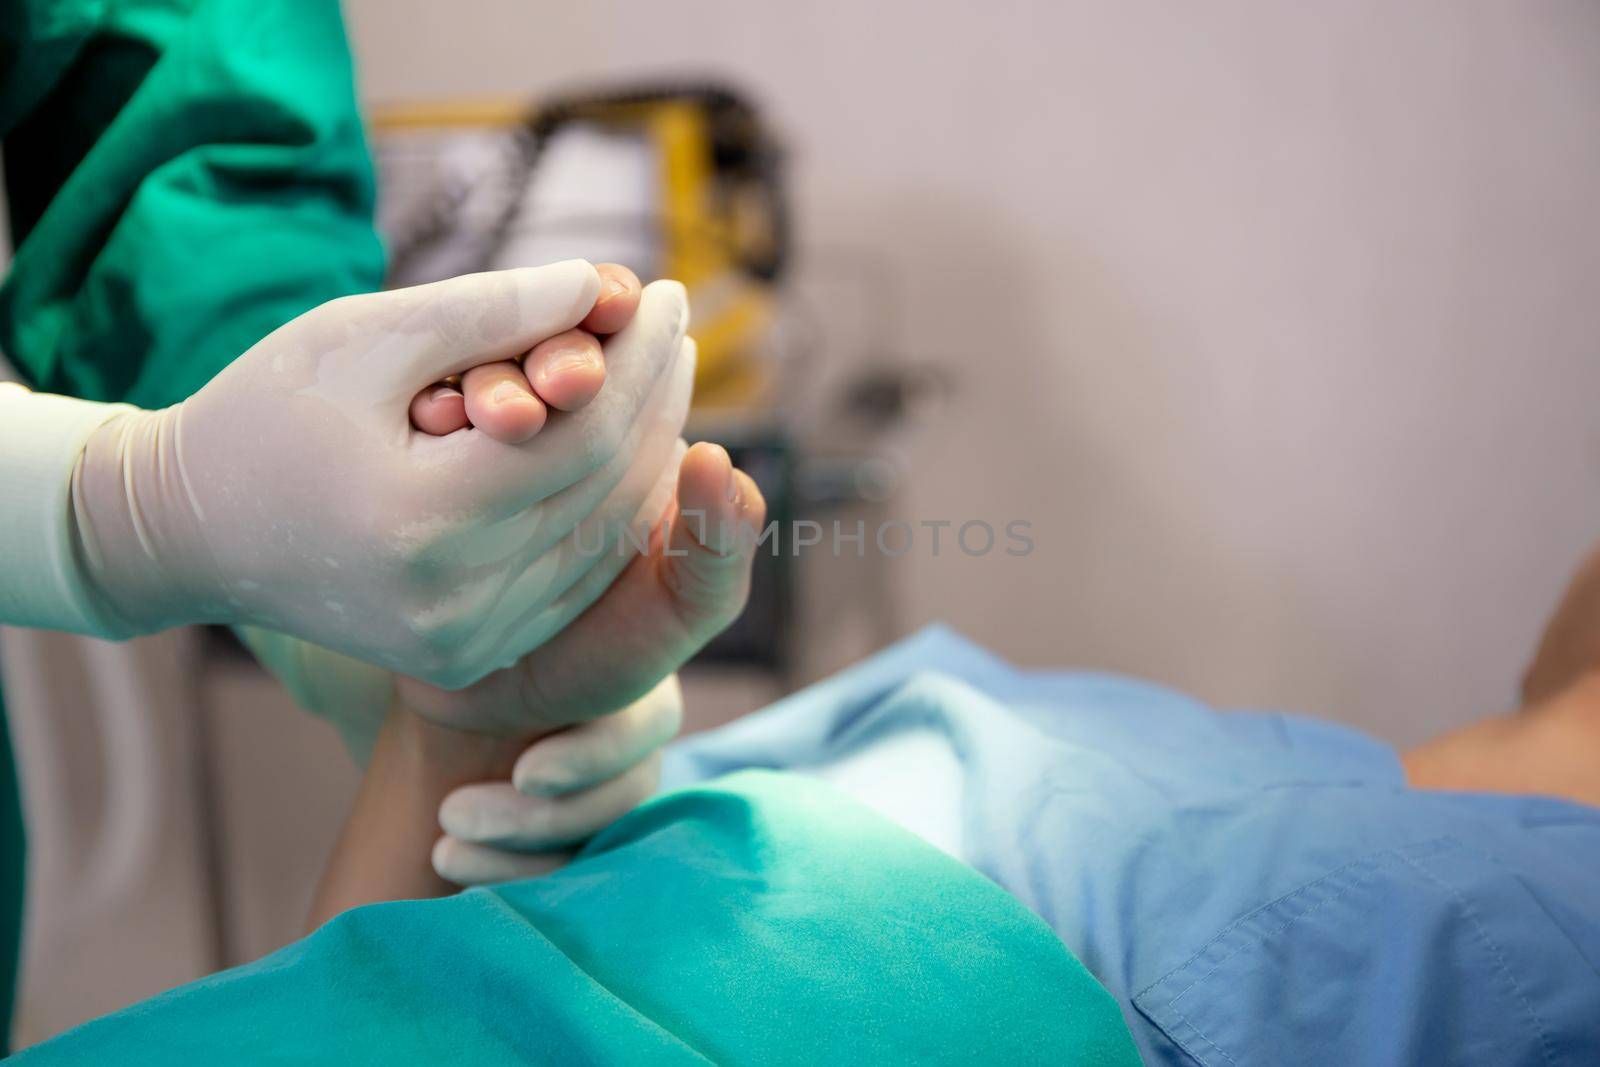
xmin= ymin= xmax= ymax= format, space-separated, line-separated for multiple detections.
xmin=662 ymin=442 xmax=767 ymax=629
xmin=311 ymin=260 xmax=602 ymax=400
xmin=396 ymin=443 xmax=767 ymax=734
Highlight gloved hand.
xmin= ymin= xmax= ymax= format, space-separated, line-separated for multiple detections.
xmin=71 ymin=261 xmax=694 ymax=689
xmin=421 ymin=440 xmax=768 ymax=885
xmin=429 ymin=673 xmax=685 ymax=885
xmin=249 ymin=439 xmax=767 ymax=886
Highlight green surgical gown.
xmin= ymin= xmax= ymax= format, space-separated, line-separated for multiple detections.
xmin=0 ymin=0 xmax=385 ymax=1046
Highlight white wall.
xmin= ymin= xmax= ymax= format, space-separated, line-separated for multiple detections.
xmin=345 ymin=0 xmax=1600 ymax=746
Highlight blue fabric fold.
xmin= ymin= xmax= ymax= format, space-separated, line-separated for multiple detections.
xmin=666 ymin=626 xmax=1600 ymax=1065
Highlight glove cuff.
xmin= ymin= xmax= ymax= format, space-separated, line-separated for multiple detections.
xmin=70 ymin=403 xmax=229 ymax=636
xmin=0 ymin=383 xmax=139 ymax=634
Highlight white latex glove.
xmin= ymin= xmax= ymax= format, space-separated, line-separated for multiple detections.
xmin=70 ymin=262 xmax=694 ymax=689
xmin=430 ymin=674 xmax=683 ymax=886
xmin=256 ymin=437 xmax=765 ymax=886
xmin=234 ymin=626 xmax=395 ymax=761
xmin=422 ymin=440 xmax=768 ymax=886
xmin=238 ymin=431 xmax=689 ymax=757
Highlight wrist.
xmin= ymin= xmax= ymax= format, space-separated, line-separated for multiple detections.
xmin=71 ymin=407 xmax=226 ymax=633
xmin=382 ymin=705 xmax=529 ymax=788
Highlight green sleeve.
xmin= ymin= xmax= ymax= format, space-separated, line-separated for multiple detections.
xmin=0 ymin=3 xmax=383 ymax=1048
xmin=0 ymin=0 xmax=385 ymax=407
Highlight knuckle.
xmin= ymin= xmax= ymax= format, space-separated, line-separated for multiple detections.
xmin=309 ymin=291 xmax=365 ymax=322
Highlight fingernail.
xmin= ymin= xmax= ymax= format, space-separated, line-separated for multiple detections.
xmin=602 ymin=276 xmax=630 ymax=301
xmin=492 ymin=382 xmax=523 ymax=404
xmin=724 ymin=457 xmax=740 ymax=503
xmin=430 ymin=385 xmax=463 ymax=402
xmin=541 ymin=345 xmax=597 ymax=380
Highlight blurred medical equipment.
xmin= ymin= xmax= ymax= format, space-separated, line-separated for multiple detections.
xmin=371 ymin=81 xmax=947 ymax=675
xmin=379 ymin=83 xmax=785 ymax=409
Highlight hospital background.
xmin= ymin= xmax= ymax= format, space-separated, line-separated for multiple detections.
xmin=3 ymin=0 xmax=1598 ymax=1044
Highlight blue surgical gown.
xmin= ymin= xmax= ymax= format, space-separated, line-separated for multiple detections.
xmin=664 ymin=627 xmax=1600 ymax=1066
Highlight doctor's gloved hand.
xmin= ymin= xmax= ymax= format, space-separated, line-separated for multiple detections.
xmin=415 ymin=441 xmax=769 ymax=886
xmin=237 ymin=263 xmax=654 ymax=759
xmin=418 ymin=673 xmax=685 ymax=886
xmin=72 ymin=261 xmax=694 ymax=689
xmin=253 ymin=439 xmax=766 ymax=883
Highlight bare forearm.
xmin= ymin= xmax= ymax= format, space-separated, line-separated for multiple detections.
xmin=307 ymin=708 xmax=525 ymax=931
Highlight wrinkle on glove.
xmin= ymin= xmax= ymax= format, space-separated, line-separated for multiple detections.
xmin=10 ymin=772 xmax=1139 ymax=1066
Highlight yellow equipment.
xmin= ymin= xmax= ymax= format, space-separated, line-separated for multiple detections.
xmin=370 ymin=83 xmax=789 ymax=409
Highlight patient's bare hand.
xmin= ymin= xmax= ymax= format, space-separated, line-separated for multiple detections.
xmin=407 ymin=262 xmax=641 ymax=441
